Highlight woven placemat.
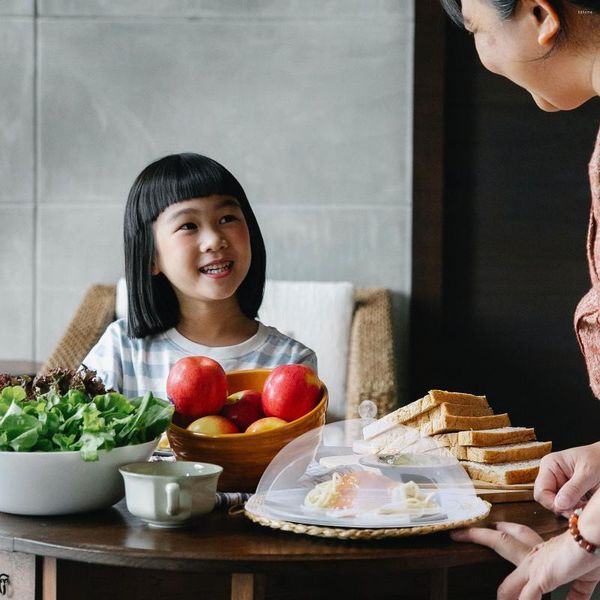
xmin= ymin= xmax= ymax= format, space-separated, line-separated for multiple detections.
xmin=244 ymin=500 xmax=491 ymax=540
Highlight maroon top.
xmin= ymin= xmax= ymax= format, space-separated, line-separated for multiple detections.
xmin=574 ymin=127 xmax=600 ymax=398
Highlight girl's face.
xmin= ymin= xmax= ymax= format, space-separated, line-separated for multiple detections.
xmin=461 ymin=0 xmax=595 ymax=111
xmin=152 ymin=195 xmax=252 ymax=310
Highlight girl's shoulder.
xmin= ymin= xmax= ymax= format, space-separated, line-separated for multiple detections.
xmin=259 ymin=323 xmax=314 ymax=354
xmin=259 ymin=323 xmax=318 ymax=372
xmin=261 ymin=323 xmax=301 ymax=344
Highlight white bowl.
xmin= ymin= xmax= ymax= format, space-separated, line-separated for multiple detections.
xmin=0 ymin=439 xmax=157 ymax=516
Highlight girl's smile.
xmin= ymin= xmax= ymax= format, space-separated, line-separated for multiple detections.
xmin=199 ymin=260 xmax=234 ymax=278
xmin=152 ymin=195 xmax=252 ymax=310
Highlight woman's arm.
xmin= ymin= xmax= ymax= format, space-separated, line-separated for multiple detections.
xmin=451 ymin=520 xmax=600 ymax=599
xmin=578 ymin=487 xmax=600 ymax=547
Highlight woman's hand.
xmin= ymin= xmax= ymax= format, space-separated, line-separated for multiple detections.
xmin=534 ymin=442 xmax=600 ymax=515
xmin=451 ymin=522 xmax=600 ymax=599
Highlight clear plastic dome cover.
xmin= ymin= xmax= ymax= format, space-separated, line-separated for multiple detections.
xmin=245 ymin=419 xmax=489 ymax=529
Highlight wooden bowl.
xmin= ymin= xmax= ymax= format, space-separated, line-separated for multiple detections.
xmin=166 ymin=369 xmax=328 ymax=492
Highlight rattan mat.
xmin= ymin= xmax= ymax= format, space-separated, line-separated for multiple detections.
xmin=244 ymin=500 xmax=491 ymax=540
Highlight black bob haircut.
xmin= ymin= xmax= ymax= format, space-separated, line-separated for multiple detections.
xmin=440 ymin=0 xmax=599 ymax=41
xmin=124 ymin=153 xmax=266 ymax=338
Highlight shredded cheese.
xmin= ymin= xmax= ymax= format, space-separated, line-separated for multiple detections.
xmin=304 ymin=472 xmax=438 ymax=514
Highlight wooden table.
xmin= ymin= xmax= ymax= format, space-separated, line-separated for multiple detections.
xmin=0 ymin=500 xmax=564 ymax=600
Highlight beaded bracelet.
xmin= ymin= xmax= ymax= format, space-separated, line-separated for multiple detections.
xmin=568 ymin=508 xmax=600 ymax=556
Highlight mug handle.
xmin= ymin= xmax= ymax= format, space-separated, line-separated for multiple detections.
xmin=165 ymin=482 xmax=180 ymax=515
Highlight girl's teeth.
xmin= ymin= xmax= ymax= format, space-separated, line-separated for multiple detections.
xmin=201 ymin=262 xmax=232 ymax=274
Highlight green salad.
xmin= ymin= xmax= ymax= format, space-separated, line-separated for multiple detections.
xmin=0 ymin=367 xmax=173 ymax=461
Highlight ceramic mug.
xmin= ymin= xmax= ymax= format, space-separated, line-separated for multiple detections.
xmin=120 ymin=461 xmax=222 ymax=528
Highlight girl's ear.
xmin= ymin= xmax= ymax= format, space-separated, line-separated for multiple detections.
xmin=527 ymin=0 xmax=560 ymax=46
xmin=151 ymin=258 xmax=160 ymax=276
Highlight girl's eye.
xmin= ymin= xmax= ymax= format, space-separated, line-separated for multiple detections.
xmin=219 ymin=214 xmax=238 ymax=225
xmin=178 ymin=222 xmax=197 ymax=231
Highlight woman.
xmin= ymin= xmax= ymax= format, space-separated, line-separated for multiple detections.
xmin=439 ymin=0 xmax=600 ymax=598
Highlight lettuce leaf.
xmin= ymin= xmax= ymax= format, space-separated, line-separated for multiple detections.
xmin=0 ymin=386 xmax=173 ymax=461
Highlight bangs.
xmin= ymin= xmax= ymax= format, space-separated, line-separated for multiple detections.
xmin=130 ymin=153 xmax=246 ymax=228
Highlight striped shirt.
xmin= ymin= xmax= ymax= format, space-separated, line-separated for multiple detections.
xmin=82 ymin=319 xmax=317 ymax=401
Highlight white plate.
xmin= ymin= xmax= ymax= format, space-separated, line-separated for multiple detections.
xmin=245 ymin=488 xmax=489 ymax=529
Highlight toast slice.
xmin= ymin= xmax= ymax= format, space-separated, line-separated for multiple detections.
xmin=456 ymin=427 xmax=536 ymax=447
xmin=431 ymin=432 xmax=460 ymax=447
xmin=404 ymin=403 xmax=508 ymax=436
xmin=406 ymin=403 xmax=493 ymax=429
xmin=447 ymin=445 xmax=468 ymax=460
xmin=363 ymin=390 xmax=489 ymax=440
xmin=461 ymin=459 xmax=541 ymax=485
xmin=353 ymin=425 xmax=423 ymax=455
xmin=459 ymin=441 xmax=552 ymax=464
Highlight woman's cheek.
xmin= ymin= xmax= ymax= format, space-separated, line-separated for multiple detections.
xmin=475 ymin=43 xmax=495 ymax=74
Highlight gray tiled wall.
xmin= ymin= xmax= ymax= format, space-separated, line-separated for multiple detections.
xmin=1 ymin=1 xmax=414 ymax=402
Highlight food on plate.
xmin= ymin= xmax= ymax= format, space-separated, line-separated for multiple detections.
xmin=245 ymin=416 xmax=288 ymax=434
xmin=262 ymin=364 xmax=321 ymax=421
xmin=0 ymin=367 xmax=173 ymax=461
xmin=187 ymin=415 xmax=239 ymax=435
xmin=221 ymin=389 xmax=264 ymax=430
xmin=303 ymin=471 xmax=439 ymax=515
xmin=304 ymin=470 xmax=394 ymax=510
xmin=166 ymin=356 xmax=228 ymax=418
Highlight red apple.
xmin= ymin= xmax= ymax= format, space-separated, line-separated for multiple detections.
xmin=261 ymin=364 xmax=322 ymax=422
xmin=166 ymin=356 xmax=227 ymax=418
xmin=245 ymin=416 xmax=288 ymax=434
xmin=187 ymin=415 xmax=239 ymax=435
xmin=226 ymin=389 xmax=262 ymax=409
xmin=221 ymin=390 xmax=264 ymax=431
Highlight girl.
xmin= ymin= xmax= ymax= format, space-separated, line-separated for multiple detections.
xmin=439 ymin=1 xmax=600 ymax=598
xmin=83 ymin=153 xmax=317 ymax=400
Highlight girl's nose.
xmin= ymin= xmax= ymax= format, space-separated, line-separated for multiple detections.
xmin=200 ymin=229 xmax=228 ymax=253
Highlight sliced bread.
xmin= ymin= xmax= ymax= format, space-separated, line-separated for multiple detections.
xmin=405 ymin=403 xmax=493 ymax=429
xmin=431 ymin=432 xmax=460 ymax=447
xmin=447 ymin=445 xmax=468 ymax=460
xmin=457 ymin=427 xmax=536 ymax=447
xmin=429 ymin=390 xmax=488 ymax=406
xmin=353 ymin=425 xmax=423 ymax=455
xmin=459 ymin=441 xmax=552 ymax=464
xmin=363 ymin=390 xmax=489 ymax=440
xmin=461 ymin=459 xmax=541 ymax=485
xmin=405 ymin=404 xmax=508 ymax=436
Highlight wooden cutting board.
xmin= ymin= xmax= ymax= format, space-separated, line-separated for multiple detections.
xmin=472 ymin=480 xmax=534 ymax=503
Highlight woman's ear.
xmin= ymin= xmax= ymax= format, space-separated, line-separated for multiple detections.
xmin=528 ymin=0 xmax=561 ymax=46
